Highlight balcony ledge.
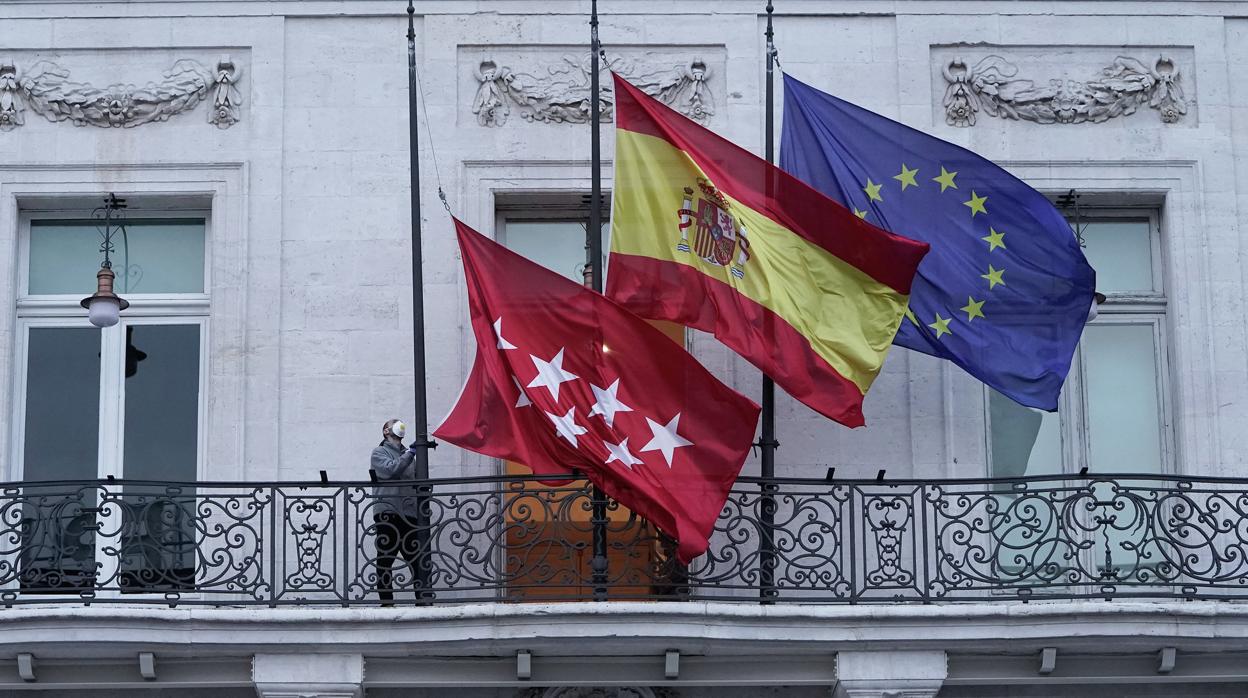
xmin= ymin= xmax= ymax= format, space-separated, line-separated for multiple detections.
xmin=3 ymin=600 xmax=1248 ymax=658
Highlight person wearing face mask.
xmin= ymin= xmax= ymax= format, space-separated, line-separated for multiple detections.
xmin=371 ymin=418 xmax=421 ymax=604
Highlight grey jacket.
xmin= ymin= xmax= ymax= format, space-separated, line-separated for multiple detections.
xmin=371 ymin=439 xmax=418 ymax=517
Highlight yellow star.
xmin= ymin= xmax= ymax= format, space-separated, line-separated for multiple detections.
xmin=854 ymin=208 xmax=868 ymax=219
xmin=981 ymin=265 xmax=1005 ymax=289
xmin=933 ymin=166 xmax=958 ymax=192
xmin=863 ymin=179 xmax=884 ymax=202
xmin=964 ymin=191 xmax=988 ymax=217
xmin=904 ymin=306 xmax=918 ymax=326
xmin=961 ymin=296 xmax=986 ymax=322
xmin=982 ymin=227 xmax=1006 ymax=251
xmin=893 ymin=164 xmax=919 ymax=191
xmin=928 ymin=313 xmax=952 ymax=339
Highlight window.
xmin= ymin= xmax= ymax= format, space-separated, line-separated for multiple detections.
xmin=983 ymin=208 xmax=1171 ymax=583
xmin=987 ymin=209 xmax=1170 ymax=478
xmin=13 ymin=207 xmax=209 ymax=593
xmin=496 ymin=193 xmax=607 ymax=283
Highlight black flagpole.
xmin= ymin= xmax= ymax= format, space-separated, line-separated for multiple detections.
xmin=407 ymin=0 xmax=432 ymax=598
xmin=759 ymin=0 xmax=779 ymax=604
xmin=588 ymin=0 xmax=610 ymax=601
xmin=589 ymin=5 xmax=603 ymax=295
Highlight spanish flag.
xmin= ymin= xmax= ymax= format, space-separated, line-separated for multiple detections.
xmin=606 ymin=74 xmax=930 ymax=426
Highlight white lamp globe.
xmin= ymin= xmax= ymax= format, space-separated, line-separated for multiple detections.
xmin=87 ymin=296 xmax=121 ymax=328
xmin=80 ymin=265 xmax=129 ymax=329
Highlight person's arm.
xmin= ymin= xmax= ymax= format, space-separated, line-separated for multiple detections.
xmin=371 ymin=446 xmax=416 ymax=479
xmin=397 ymin=450 xmax=417 ymax=480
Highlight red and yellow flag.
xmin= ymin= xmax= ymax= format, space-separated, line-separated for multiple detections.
xmin=606 ymin=74 xmax=930 ymax=427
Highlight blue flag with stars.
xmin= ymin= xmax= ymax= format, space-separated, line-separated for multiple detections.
xmin=780 ymin=74 xmax=1096 ymax=411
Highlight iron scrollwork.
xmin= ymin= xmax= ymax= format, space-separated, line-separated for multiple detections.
xmin=0 ymin=473 xmax=1246 ymax=605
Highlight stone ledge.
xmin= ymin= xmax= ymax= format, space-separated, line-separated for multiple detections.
xmin=2 ymin=600 xmax=1248 ymax=657
xmin=0 ymin=0 xmax=1244 ymax=20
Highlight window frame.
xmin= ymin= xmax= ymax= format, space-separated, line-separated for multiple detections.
xmin=983 ymin=206 xmax=1175 ymax=478
xmin=1075 ymin=209 xmax=1165 ymax=300
xmin=17 ymin=208 xmax=212 ymax=310
xmin=11 ymin=206 xmax=212 ymax=482
xmin=494 ymin=192 xmax=611 ymax=285
xmin=9 ymin=205 xmax=213 ymax=598
xmin=1065 ymin=312 xmax=1173 ymax=476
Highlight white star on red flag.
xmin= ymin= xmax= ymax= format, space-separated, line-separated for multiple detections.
xmin=527 ymin=347 xmax=578 ymax=402
xmin=493 ymin=317 xmax=517 ymax=350
xmin=511 ymin=376 xmax=532 ymax=408
xmin=435 ymin=219 xmax=761 ymax=565
xmin=545 ymin=406 xmax=588 ymax=447
xmin=588 ymin=378 xmax=633 ymax=427
xmin=603 ymin=437 xmax=643 ymax=468
xmin=640 ymin=413 xmax=693 ymax=467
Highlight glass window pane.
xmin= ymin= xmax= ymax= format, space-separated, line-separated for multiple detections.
xmin=1083 ymin=323 xmax=1163 ymax=474
xmin=122 ymin=324 xmax=200 ymax=481
xmin=21 ymin=327 xmax=101 ymax=591
xmin=504 ymin=221 xmax=587 ymax=283
xmin=29 ymin=219 xmax=206 ymax=295
xmin=24 ymin=327 xmax=101 ymax=481
xmin=1078 ymin=219 xmax=1154 ymax=293
xmin=119 ymin=324 xmax=201 ymax=592
xmin=988 ymin=389 xmax=1062 ymax=478
xmin=987 ymin=390 xmax=1068 ymax=579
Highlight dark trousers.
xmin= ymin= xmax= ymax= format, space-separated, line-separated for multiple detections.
xmin=374 ymin=511 xmax=421 ymax=602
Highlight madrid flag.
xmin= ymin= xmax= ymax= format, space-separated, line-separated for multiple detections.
xmin=434 ymin=218 xmax=761 ymax=563
xmin=607 ymin=74 xmax=931 ymax=427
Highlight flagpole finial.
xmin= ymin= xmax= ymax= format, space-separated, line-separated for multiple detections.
xmin=764 ymin=2 xmax=777 ymax=66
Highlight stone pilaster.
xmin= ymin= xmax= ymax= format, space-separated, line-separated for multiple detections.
xmin=253 ymin=653 xmax=364 ymax=698
xmin=833 ymin=650 xmax=947 ymax=698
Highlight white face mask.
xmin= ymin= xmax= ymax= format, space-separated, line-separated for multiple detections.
xmin=390 ymin=421 xmax=407 ymax=439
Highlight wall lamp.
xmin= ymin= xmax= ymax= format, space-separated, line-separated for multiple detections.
xmin=79 ymin=193 xmax=131 ymax=328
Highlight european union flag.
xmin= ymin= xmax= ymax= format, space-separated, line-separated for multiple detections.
xmin=780 ymin=74 xmax=1096 ymax=410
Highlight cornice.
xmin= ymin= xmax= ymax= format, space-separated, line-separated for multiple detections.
xmin=1 ymin=1 xmax=1247 ymax=19
xmin=3 ymin=601 xmax=1248 ymax=657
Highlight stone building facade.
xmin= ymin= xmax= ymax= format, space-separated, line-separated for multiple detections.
xmin=2 ymin=0 xmax=1248 ymax=695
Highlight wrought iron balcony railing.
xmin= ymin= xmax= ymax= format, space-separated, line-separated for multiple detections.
xmin=1 ymin=473 xmax=1245 ymax=606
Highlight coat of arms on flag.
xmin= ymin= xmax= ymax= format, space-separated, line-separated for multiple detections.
xmin=676 ymin=178 xmax=751 ymax=279
xmin=608 ymin=73 xmax=930 ymax=427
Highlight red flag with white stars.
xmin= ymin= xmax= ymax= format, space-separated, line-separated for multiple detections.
xmin=434 ymin=218 xmax=761 ymax=563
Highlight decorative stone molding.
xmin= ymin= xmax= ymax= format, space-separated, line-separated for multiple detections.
xmin=835 ymin=650 xmax=947 ymax=698
xmin=515 ymin=688 xmax=680 ymax=698
xmin=208 ymin=56 xmax=243 ymax=128
xmin=0 ymin=62 xmax=22 ymax=130
xmin=253 ymin=653 xmax=363 ymax=698
xmin=941 ymin=54 xmax=1187 ymax=126
xmin=0 ymin=56 xmax=242 ymax=131
xmin=471 ymin=54 xmax=714 ymax=126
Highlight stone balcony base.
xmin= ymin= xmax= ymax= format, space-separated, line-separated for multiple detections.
xmin=1 ymin=601 xmax=1248 ymax=694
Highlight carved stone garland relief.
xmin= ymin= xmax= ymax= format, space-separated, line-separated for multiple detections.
xmin=471 ymin=54 xmax=715 ymax=126
xmin=0 ymin=56 xmax=242 ymax=131
xmin=941 ymin=54 xmax=1187 ymax=126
